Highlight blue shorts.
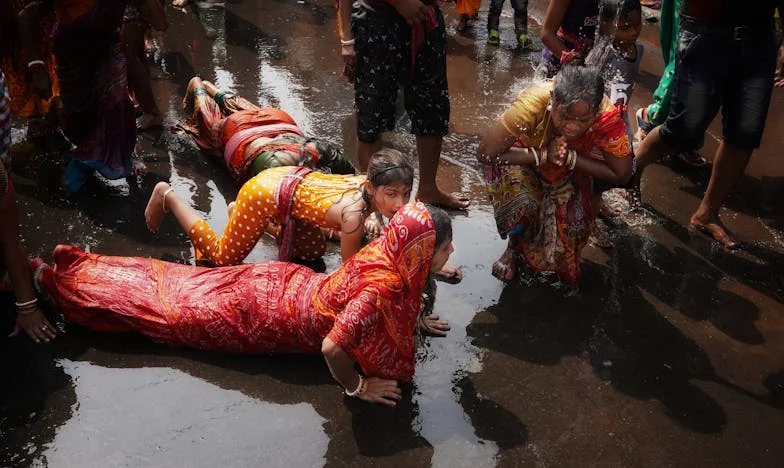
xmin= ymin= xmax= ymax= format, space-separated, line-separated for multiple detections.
xmin=659 ymin=27 xmax=778 ymax=150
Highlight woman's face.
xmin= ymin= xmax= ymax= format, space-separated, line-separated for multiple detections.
xmin=369 ymin=182 xmax=412 ymax=219
xmin=430 ymin=238 xmax=455 ymax=273
xmin=551 ymin=99 xmax=598 ymax=142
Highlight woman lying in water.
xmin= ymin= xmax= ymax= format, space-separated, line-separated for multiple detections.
xmin=477 ymin=66 xmax=633 ymax=285
xmin=37 ymin=203 xmax=454 ymax=406
xmin=178 ymin=76 xmax=355 ymax=182
xmin=145 ymin=149 xmax=414 ymax=265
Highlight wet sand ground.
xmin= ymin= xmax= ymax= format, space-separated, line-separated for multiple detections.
xmin=1 ymin=1 xmax=783 ymax=466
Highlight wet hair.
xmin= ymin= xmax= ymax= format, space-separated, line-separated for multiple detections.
xmin=600 ymin=0 xmax=642 ymax=23
xmin=426 ymin=205 xmax=453 ymax=247
xmin=552 ymin=66 xmax=605 ymax=112
xmin=367 ymin=148 xmax=414 ymax=188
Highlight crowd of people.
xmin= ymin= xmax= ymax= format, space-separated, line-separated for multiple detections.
xmin=1 ymin=0 xmax=782 ymax=406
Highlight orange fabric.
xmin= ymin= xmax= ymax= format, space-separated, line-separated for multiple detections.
xmin=456 ymin=0 xmax=481 ymax=15
xmin=2 ymin=60 xmax=60 ymax=117
xmin=43 ymin=203 xmax=437 ymax=380
xmin=320 ymin=202 xmax=436 ymax=380
xmin=220 ymin=108 xmax=301 ymax=176
xmin=2 ymin=0 xmax=60 ymax=117
xmin=188 ymin=166 xmax=365 ymax=266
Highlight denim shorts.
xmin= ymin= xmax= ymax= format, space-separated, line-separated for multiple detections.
xmin=659 ymin=27 xmax=778 ymax=150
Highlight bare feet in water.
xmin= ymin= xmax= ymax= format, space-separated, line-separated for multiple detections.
xmin=418 ymin=188 xmax=470 ymax=211
xmin=491 ymin=248 xmax=517 ymax=282
xmin=689 ymin=213 xmax=740 ymax=250
xmin=145 ymin=181 xmax=171 ymax=232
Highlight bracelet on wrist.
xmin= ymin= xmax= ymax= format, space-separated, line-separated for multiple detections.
xmin=27 ymin=59 xmax=45 ymax=69
xmin=15 ymin=297 xmax=38 ymax=308
xmin=344 ymin=375 xmax=364 ymax=397
xmin=340 ymin=38 xmax=355 ymax=46
xmin=531 ymin=148 xmax=540 ymax=166
xmin=569 ymin=150 xmax=578 ymax=170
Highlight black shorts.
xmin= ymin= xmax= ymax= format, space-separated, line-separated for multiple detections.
xmin=352 ymin=1 xmax=450 ymax=142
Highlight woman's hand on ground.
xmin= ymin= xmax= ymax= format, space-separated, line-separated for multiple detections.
xmin=547 ymin=136 xmax=568 ymax=166
xmin=10 ymin=307 xmax=56 ymax=343
xmin=358 ymin=377 xmax=402 ymax=406
xmin=418 ymin=314 xmax=450 ymax=337
xmin=393 ymin=0 xmax=428 ymax=25
xmin=433 ymin=263 xmax=463 ymax=284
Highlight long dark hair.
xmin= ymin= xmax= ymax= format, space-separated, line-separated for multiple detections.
xmin=367 ymin=148 xmax=414 ymax=188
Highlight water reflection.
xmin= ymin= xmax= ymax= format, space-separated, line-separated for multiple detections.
xmin=35 ymin=360 xmax=328 ymax=467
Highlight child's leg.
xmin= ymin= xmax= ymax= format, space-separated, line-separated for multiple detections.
xmin=510 ymin=0 xmax=529 ymax=35
xmin=487 ymin=0 xmax=505 ymax=32
xmin=145 ymin=177 xmax=275 ymax=266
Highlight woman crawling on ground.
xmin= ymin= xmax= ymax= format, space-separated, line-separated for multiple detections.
xmin=38 ymin=203 xmax=454 ymax=406
xmin=178 ymin=76 xmax=355 ymax=182
xmin=145 ymin=149 xmax=414 ymax=265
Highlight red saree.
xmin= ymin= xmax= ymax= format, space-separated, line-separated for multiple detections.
xmin=40 ymin=203 xmax=436 ymax=381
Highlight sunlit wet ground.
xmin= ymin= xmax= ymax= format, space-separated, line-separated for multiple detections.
xmin=2 ymin=1 xmax=783 ymax=466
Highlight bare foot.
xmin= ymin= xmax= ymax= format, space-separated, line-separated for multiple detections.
xmin=491 ymin=248 xmax=517 ymax=282
xmin=689 ymin=213 xmax=740 ymax=250
xmin=418 ymin=188 xmax=470 ymax=211
xmin=145 ymin=182 xmax=171 ymax=233
xmin=364 ymin=211 xmax=384 ymax=238
xmin=433 ymin=263 xmax=463 ymax=284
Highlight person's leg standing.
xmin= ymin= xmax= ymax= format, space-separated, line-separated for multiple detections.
xmin=352 ymin=2 xmax=404 ymax=171
xmin=487 ymin=0 xmax=505 ymax=45
xmin=690 ymin=28 xmax=777 ymax=248
xmin=406 ymin=4 xmax=468 ymax=209
xmin=510 ymin=0 xmax=532 ymax=49
xmin=634 ymin=28 xmax=727 ymax=185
